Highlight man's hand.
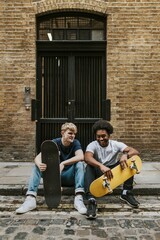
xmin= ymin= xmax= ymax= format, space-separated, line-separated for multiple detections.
xmin=38 ymin=163 xmax=47 ymax=172
xmin=99 ymin=165 xmax=113 ymax=180
xmin=60 ymin=162 xmax=65 ymax=173
xmin=120 ymin=155 xmax=128 ymax=170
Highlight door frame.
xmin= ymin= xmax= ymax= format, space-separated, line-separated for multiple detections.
xmin=35 ymin=41 xmax=107 ymax=153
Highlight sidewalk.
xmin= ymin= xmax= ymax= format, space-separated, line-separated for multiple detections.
xmin=0 ymin=161 xmax=160 ymax=196
xmin=0 ymin=161 xmax=160 ymax=240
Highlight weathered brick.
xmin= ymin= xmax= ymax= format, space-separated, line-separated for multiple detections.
xmin=0 ymin=0 xmax=160 ymax=161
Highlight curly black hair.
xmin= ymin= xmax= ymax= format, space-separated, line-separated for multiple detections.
xmin=92 ymin=120 xmax=113 ymax=135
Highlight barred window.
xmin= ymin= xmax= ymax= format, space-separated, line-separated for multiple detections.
xmin=37 ymin=13 xmax=105 ymax=41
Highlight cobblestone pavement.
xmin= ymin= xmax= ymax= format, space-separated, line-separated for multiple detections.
xmin=0 ymin=210 xmax=160 ymax=240
xmin=0 ymin=196 xmax=160 ymax=240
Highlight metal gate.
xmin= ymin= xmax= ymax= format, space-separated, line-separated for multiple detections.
xmin=34 ymin=50 xmax=110 ymax=152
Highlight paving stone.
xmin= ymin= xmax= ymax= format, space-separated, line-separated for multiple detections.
xmin=25 ymin=219 xmax=38 ymax=225
xmin=13 ymin=232 xmax=28 ymax=240
xmin=46 ymin=226 xmax=62 ymax=236
xmin=137 ymin=228 xmax=150 ymax=234
xmin=0 ymin=219 xmax=12 ymax=227
xmin=105 ymin=228 xmax=122 ymax=238
xmin=64 ymin=228 xmax=75 ymax=235
xmin=122 ymin=228 xmax=136 ymax=236
xmin=50 ymin=218 xmax=65 ymax=225
xmin=105 ymin=218 xmax=118 ymax=226
xmin=32 ymin=226 xmax=46 ymax=234
xmin=76 ymin=229 xmax=90 ymax=237
xmin=5 ymin=226 xmax=17 ymax=234
xmin=144 ymin=219 xmax=159 ymax=229
xmin=91 ymin=229 xmax=108 ymax=238
xmin=81 ymin=218 xmax=104 ymax=227
xmin=118 ymin=219 xmax=135 ymax=229
xmin=130 ymin=219 xmax=145 ymax=228
xmin=139 ymin=235 xmax=154 ymax=240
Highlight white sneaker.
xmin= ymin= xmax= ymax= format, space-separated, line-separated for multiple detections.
xmin=16 ymin=196 xmax=36 ymax=214
xmin=74 ymin=195 xmax=87 ymax=215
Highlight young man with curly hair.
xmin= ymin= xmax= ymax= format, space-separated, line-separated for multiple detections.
xmin=85 ymin=120 xmax=140 ymax=219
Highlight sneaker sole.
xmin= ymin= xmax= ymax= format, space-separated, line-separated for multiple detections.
xmin=15 ymin=207 xmax=36 ymax=214
xmin=120 ymin=197 xmax=139 ymax=208
xmin=75 ymin=209 xmax=87 ymax=215
xmin=74 ymin=204 xmax=87 ymax=215
xmin=86 ymin=214 xmax=97 ymax=220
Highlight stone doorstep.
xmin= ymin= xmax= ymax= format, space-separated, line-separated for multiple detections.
xmin=0 ymin=185 xmax=160 ymax=196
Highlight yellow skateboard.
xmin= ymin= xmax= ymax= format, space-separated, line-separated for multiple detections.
xmin=90 ymin=155 xmax=142 ymax=198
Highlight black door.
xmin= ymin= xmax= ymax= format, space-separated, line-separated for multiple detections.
xmin=36 ymin=50 xmax=108 ymax=152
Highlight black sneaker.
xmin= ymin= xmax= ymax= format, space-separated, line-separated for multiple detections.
xmin=120 ymin=190 xmax=140 ymax=208
xmin=86 ymin=198 xmax=97 ymax=219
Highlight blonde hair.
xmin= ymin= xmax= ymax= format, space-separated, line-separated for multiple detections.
xmin=61 ymin=122 xmax=77 ymax=133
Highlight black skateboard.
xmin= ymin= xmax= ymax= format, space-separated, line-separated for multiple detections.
xmin=41 ymin=140 xmax=61 ymax=208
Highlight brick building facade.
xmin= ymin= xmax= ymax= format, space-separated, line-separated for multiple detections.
xmin=0 ymin=0 xmax=160 ymax=161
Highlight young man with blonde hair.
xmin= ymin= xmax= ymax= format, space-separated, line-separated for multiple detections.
xmin=16 ymin=122 xmax=87 ymax=214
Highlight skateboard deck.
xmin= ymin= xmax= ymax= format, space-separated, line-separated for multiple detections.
xmin=41 ymin=140 xmax=61 ymax=208
xmin=90 ymin=155 xmax=142 ymax=197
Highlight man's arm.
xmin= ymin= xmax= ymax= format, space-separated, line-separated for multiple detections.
xmin=120 ymin=146 xmax=140 ymax=169
xmin=60 ymin=149 xmax=84 ymax=172
xmin=85 ymin=151 xmax=113 ymax=180
xmin=34 ymin=152 xmax=47 ymax=172
xmin=123 ymin=146 xmax=139 ymax=158
xmin=61 ymin=149 xmax=84 ymax=166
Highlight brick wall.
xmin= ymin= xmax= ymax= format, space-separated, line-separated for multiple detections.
xmin=0 ymin=0 xmax=160 ymax=161
xmin=0 ymin=0 xmax=36 ymax=161
xmin=106 ymin=1 xmax=160 ymax=161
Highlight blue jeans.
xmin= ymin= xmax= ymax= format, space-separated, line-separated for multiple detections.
xmin=27 ymin=161 xmax=85 ymax=197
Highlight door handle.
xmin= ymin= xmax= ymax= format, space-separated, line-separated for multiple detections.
xmin=68 ymin=100 xmax=75 ymax=106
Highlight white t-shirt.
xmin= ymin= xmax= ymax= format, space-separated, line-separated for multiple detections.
xmin=86 ymin=140 xmax=127 ymax=166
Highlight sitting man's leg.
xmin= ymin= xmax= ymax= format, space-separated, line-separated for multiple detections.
xmin=16 ymin=165 xmax=42 ymax=214
xmin=74 ymin=161 xmax=87 ymax=214
xmin=85 ymin=165 xmax=102 ymax=219
xmin=120 ymin=176 xmax=140 ymax=208
xmin=61 ymin=162 xmax=87 ymax=214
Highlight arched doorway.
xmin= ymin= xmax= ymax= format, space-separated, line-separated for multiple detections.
xmin=34 ymin=11 xmax=110 ymax=152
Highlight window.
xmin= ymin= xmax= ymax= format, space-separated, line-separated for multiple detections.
xmin=37 ymin=13 xmax=105 ymax=41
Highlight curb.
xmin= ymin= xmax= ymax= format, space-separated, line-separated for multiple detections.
xmin=0 ymin=185 xmax=160 ymax=196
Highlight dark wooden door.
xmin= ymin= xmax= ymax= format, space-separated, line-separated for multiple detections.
xmin=36 ymin=50 xmax=108 ymax=152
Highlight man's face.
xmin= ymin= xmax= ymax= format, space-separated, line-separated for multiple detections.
xmin=96 ymin=129 xmax=110 ymax=147
xmin=61 ymin=129 xmax=76 ymax=145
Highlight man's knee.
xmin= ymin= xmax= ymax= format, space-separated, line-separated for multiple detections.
xmin=75 ymin=161 xmax=85 ymax=170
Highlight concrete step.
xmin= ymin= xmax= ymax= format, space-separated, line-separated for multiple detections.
xmin=0 ymin=184 xmax=160 ymax=196
xmin=0 ymin=195 xmax=160 ymax=213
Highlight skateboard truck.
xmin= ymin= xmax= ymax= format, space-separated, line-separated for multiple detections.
xmin=130 ymin=158 xmax=140 ymax=174
xmin=102 ymin=176 xmax=113 ymax=193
